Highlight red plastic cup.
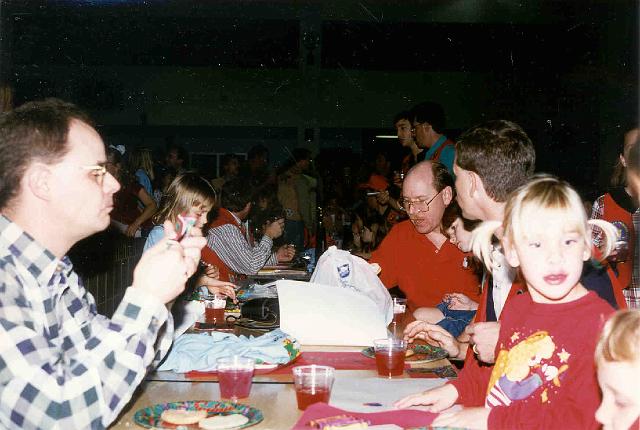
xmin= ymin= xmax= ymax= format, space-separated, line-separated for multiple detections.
xmin=217 ymin=356 xmax=254 ymax=402
xmin=292 ymin=365 xmax=335 ymax=410
xmin=373 ymin=338 xmax=406 ymax=378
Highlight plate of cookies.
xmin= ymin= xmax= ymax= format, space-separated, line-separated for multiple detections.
xmin=133 ymin=400 xmax=263 ymax=429
xmin=361 ymin=343 xmax=448 ymax=363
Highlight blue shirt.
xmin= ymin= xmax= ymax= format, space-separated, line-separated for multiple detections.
xmin=424 ymin=135 xmax=455 ymax=176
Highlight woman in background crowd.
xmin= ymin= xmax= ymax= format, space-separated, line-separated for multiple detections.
xmin=129 ymin=146 xmax=155 ymax=197
xmin=107 ymin=145 xmax=157 ymax=238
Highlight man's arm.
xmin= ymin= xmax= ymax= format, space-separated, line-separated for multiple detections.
xmin=369 ymin=227 xmax=400 ymax=288
xmin=0 ymin=280 xmax=171 ymax=429
xmin=208 ymin=225 xmax=274 ymax=274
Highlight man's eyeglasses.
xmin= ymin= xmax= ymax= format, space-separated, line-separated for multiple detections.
xmin=81 ymin=164 xmax=108 ymax=184
xmin=398 ymin=190 xmax=442 ymax=213
xmin=410 ymin=123 xmax=424 ymax=134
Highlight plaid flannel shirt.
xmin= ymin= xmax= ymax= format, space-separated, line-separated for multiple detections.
xmin=0 ymin=215 xmax=174 ymax=429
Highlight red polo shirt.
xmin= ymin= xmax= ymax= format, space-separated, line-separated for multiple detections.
xmin=370 ymin=220 xmax=481 ymax=311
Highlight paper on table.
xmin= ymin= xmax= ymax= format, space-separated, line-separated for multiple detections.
xmin=330 ymin=375 xmax=447 ymax=412
xmin=172 ymin=300 xmax=204 ymax=339
xmin=277 ymin=280 xmax=389 ymax=346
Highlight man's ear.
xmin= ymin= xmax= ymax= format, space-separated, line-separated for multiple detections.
xmin=442 ymin=185 xmax=453 ymax=206
xmin=502 ymin=236 xmax=521 ymax=268
xmin=25 ymin=163 xmax=53 ymax=201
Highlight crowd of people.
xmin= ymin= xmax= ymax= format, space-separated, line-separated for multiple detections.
xmin=0 ymin=97 xmax=638 ymax=429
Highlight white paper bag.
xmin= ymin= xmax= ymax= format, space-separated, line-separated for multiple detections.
xmin=277 ymin=280 xmax=389 ymax=346
xmin=311 ymin=246 xmax=393 ymax=324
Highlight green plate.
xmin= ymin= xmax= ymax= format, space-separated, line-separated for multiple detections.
xmin=362 ymin=343 xmax=448 ymax=363
xmin=133 ymin=400 xmax=263 ymax=429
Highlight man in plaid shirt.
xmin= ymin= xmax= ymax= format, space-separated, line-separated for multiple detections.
xmin=0 ymin=99 xmax=206 ymax=429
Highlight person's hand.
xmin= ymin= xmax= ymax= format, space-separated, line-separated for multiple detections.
xmin=203 ymin=280 xmax=237 ymax=302
xmin=403 ymin=321 xmax=463 ymax=359
xmin=125 ymin=221 xmax=141 ymax=237
xmin=432 ymin=406 xmax=489 ymax=430
xmin=444 ymin=293 xmax=478 ymax=311
xmin=376 ymin=190 xmax=390 ymax=206
xmin=276 ymin=244 xmax=295 ymax=262
xmin=465 ymin=321 xmax=500 ymax=364
xmin=264 ymin=218 xmax=285 ymax=239
xmin=361 ymin=226 xmax=374 ymax=244
xmin=132 ymin=220 xmax=206 ymax=304
xmin=394 ymin=384 xmax=459 ymax=412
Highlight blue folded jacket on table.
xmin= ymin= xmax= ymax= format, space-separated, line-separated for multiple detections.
xmin=158 ymin=329 xmax=300 ymax=373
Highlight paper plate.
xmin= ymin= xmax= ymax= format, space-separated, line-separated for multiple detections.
xmin=361 ymin=344 xmax=448 ymax=363
xmin=133 ymin=400 xmax=263 ymax=429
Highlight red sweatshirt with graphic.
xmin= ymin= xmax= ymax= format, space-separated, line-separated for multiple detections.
xmin=451 ymin=291 xmax=613 ymax=430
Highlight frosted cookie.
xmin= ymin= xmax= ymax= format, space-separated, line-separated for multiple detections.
xmin=160 ymin=409 xmax=208 ymax=425
xmin=198 ymin=414 xmax=249 ymax=429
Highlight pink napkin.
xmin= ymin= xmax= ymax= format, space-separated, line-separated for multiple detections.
xmin=292 ymin=402 xmax=436 ymax=429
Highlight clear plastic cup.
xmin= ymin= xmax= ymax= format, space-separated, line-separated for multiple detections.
xmin=203 ymin=294 xmax=226 ymax=325
xmin=217 ymin=356 xmax=255 ymax=402
xmin=392 ymin=297 xmax=407 ymax=323
xmin=292 ymin=365 xmax=335 ymax=410
xmin=373 ymin=338 xmax=406 ymax=378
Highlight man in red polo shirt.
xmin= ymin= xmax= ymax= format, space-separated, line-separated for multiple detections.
xmin=370 ymin=161 xmax=479 ymax=312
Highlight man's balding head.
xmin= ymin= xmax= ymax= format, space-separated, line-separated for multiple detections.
xmin=402 ymin=161 xmax=453 ymax=235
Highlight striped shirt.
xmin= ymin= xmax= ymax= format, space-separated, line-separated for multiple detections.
xmin=0 ymin=215 xmax=173 ymax=429
xmin=206 ymin=212 xmax=277 ymax=275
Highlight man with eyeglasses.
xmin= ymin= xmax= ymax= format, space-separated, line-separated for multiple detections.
xmin=410 ymin=101 xmax=455 ymax=175
xmin=370 ymin=161 xmax=480 ymax=313
xmin=0 ymin=99 xmax=207 ymax=428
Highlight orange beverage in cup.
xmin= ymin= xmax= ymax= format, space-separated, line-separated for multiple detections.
xmin=292 ymin=365 xmax=334 ymax=410
xmin=373 ymin=338 xmax=406 ymax=378
xmin=205 ymin=307 xmax=225 ymax=324
xmin=295 ymin=386 xmax=331 ymax=410
xmin=203 ymin=294 xmax=226 ymax=325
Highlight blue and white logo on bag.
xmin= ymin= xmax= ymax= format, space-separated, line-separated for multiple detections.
xmin=337 ymin=263 xmax=351 ymax=279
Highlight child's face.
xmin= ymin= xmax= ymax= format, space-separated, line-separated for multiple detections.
xmin=596 ymin=360 xmax=640 ymax=430
xmin=446 ymin=218 xmax=472 ymax=252
xmin=504 ymin=219 xmax=590 ymax=303
xmin=187 ymin=204 xmax=212 ymax=229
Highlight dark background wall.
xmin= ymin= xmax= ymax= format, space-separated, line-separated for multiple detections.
xmin=0 ymin=0 xmax=637 ymax=193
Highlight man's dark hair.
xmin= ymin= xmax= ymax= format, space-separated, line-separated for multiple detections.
xmin=393 ymin=110 xmax=412 ymax=125
xmin=411 ymin=102 xmax=445 ymax=133
xmin=455 ymin=119 xmax=535 ymax=202
xmin=0 ymin=98 xmax=92 ymax=209
xmin=247 ymin=144 xmax=268 ymax=161
xmin=431 ymin=160 xmax=454 ymax=194
xmin=221 ymin=178 xmax=253 ymax=212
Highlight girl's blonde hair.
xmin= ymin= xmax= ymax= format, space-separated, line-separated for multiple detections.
xmin=595 ymin=310 xmax=640 ymax=364
xmin=153 ymin=173 xmax=217 ymax=225
xmin=471 ymin=175 xmax=618 ymax=272
xmin=129 ymin=147 xmax=155 ymax=181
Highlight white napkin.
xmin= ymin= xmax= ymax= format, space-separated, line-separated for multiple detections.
xmin=173 ymin=300 xmax=205 ymax=339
